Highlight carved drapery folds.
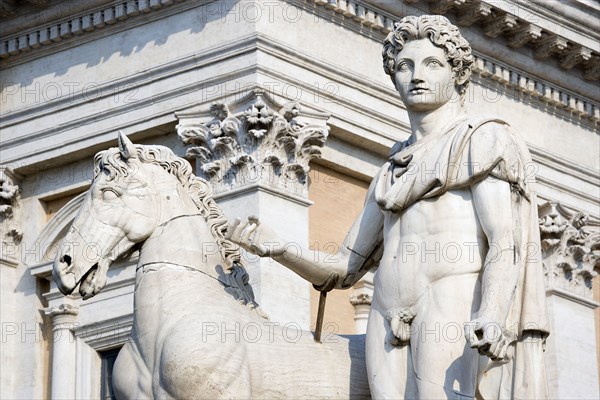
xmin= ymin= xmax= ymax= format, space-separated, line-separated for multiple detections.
xmin=0 ymin=167 xmax=22 ymax=266
xmin=176 ymin=89 xmax=330 ymax=197
xmin=539 ymin=202 xmax=600 ymax=299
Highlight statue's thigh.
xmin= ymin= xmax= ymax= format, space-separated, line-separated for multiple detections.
xmin=410 ymin=311 xmax=479 ymax=399
xmin=366 ymin=305 xmax=417 ymax=399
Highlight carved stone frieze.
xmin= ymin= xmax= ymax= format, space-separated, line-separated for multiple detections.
xmin=176 ymin=89 xmax=330 ymax=197
xmin=0 ymin=167 xmax=22 ymax=266
xmin=538 ymin=202 xmax=600 ymax=299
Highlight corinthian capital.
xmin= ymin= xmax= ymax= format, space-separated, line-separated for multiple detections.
xmin=539 ymin=201 xmax=599 ymax=299
xmin=176 ymin=88 xmax=330 ymax=198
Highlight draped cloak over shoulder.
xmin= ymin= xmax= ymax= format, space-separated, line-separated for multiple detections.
xmin=373 ymin=115 xmax=549 ymax=399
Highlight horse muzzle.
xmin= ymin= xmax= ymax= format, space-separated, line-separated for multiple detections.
xmin=53 ymin=253 xmax=78 ymax=295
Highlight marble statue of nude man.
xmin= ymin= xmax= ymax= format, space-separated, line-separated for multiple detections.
xmin=228 ymin=15 xmax=549 ymax=400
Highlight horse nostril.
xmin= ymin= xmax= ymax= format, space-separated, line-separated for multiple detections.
xmin=61 ymin=255 xmax=72 ymax=266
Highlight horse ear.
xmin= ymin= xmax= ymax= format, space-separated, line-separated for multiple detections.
xmin=118 ymin=130 xmax=137 ymax=160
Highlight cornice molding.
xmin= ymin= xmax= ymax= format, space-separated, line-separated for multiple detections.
xmin=376 ymin=0 xmax=599 ymax=80
xmin=0 ymin=0 xmax=198 ymax=61
xmin=2 ymin=33 xmax=598 ymax=191
xmin=470 ymin=55 xmax=599 ymax=124
xmin=2 ymin=0 xmax=599 ymax=84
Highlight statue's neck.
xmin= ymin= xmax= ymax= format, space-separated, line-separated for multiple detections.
xmin=407 ymin=101 xmax=466 ymax=141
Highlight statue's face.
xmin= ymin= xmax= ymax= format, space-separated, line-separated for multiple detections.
xmin=393 ymin=39 xmax=458 ymax=112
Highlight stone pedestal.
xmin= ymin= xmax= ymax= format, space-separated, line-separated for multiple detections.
xmin=176 ymin=88 xmax=330 ymax=328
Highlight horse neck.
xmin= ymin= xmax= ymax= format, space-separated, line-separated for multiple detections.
xmin=137 ymin=184 xmax=222 ymax=276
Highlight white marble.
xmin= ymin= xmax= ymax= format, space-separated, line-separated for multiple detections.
xmin=0 ymin=1 xmax=597 ymax=398
xmin=51 ymin=132 xmax=369 ymax=398
xmin=229 ymin=15 xmax=551 ymax=399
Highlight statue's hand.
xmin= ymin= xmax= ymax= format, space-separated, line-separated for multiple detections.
xmin=464 ymin=318 xmax=511 ymax=361
xmin=227 ymin=217 xmax=285 ymax=258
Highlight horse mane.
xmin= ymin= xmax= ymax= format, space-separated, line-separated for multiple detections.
xmin=94 ymin=145 xmax=263 ymax=313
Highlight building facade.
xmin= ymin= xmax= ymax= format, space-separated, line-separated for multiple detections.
xmin=1 ymin=0 xmax=598 ymax=398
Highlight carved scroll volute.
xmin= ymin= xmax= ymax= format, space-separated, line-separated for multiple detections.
xmin=176 ymin=89 xmax=330 ymax=197
xmin=538 ymin=201 xmax=600 ymax=298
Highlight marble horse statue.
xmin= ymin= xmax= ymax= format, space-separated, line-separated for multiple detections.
xmin=53 ymin=132 xmax=369 ymax=399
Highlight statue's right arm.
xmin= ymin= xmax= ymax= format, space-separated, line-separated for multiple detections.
xmin=227 ymin=178 xmax=384 ymax=289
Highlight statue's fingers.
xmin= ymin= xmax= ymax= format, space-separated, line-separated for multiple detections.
xmin=226 ymin=218 xmax=242 ymax=240
xmin=496 ymin=338 xmax=511 ymax=361
xmin=477 ymin=340 xmax=491 ymax=356
xmin=240 ymin=222 xmax=258 ymax=243
xmin=489 ymin=339 xmax=502 ymax=359
xmin=464 ymin=325 xmax=480 ymax=348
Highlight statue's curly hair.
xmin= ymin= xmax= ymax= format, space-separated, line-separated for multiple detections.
xmin=382 ymin=15 xmax=474 ymax=97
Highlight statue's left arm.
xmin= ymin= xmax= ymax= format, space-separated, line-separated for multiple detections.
xmin=466 ymin=124 xmax=521 ymax=361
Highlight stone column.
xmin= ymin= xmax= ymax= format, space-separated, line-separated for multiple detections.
xmin=538 ymin=201 xmax=599 ymax=400
xmin=349 ymin=272 xmax=374 ymax=334
xmin=45 ymin=303 xmax=79 ymax=400
xmin=176 ymin=88 xmax=330 ymax=329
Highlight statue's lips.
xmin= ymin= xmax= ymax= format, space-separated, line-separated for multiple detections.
xmin=409 ymin=88 xmax=430 ymax=94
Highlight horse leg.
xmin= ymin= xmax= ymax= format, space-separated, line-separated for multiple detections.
xmin=157 ymin=329 xmax=252 ymax=399
xmin=112 ymin=340 xmax=152 ymax=399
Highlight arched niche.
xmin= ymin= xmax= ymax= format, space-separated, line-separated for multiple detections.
xmin=35 ymin=192 xmax=87 ymax=267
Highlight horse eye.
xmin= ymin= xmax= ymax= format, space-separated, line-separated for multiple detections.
xmin=102 ymin=189 xmax=120 ymax=200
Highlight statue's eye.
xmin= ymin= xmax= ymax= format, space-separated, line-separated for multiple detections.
xmin=102 ymin=189 xmax=120 ymax=200
xmin=427 ymin=60 xmax=442 ymax=67
xmin=397 ymin=62 xmax=410 ymax=72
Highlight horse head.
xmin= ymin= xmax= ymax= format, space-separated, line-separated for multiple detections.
xmin=53 ymin=132 xmax=195 ymax=299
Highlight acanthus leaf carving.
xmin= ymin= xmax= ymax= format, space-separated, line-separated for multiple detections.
xmin=1 ymin=167 xmax=22 ymax=266
xmin=430 ymin=0 xmax=466 ymax=15
xmin=176 ymin=88 xmax=330 ymax=197
xmin=560 ymin=46 xmax=592 ymax=70
xmin=508 ymin=24 xmax=542 ymax=48
xmin=583 ymin=56 xmax=600 ymax=81
xmin=539 ymin=201 xmax=600 ymax=298
xmin=484 ymin=14 xmax=518 ymax=38
xmin=457 ymin=2 xmax=492 ymax=27
xmin=535 ymin=35 xmax=568 ymax=60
